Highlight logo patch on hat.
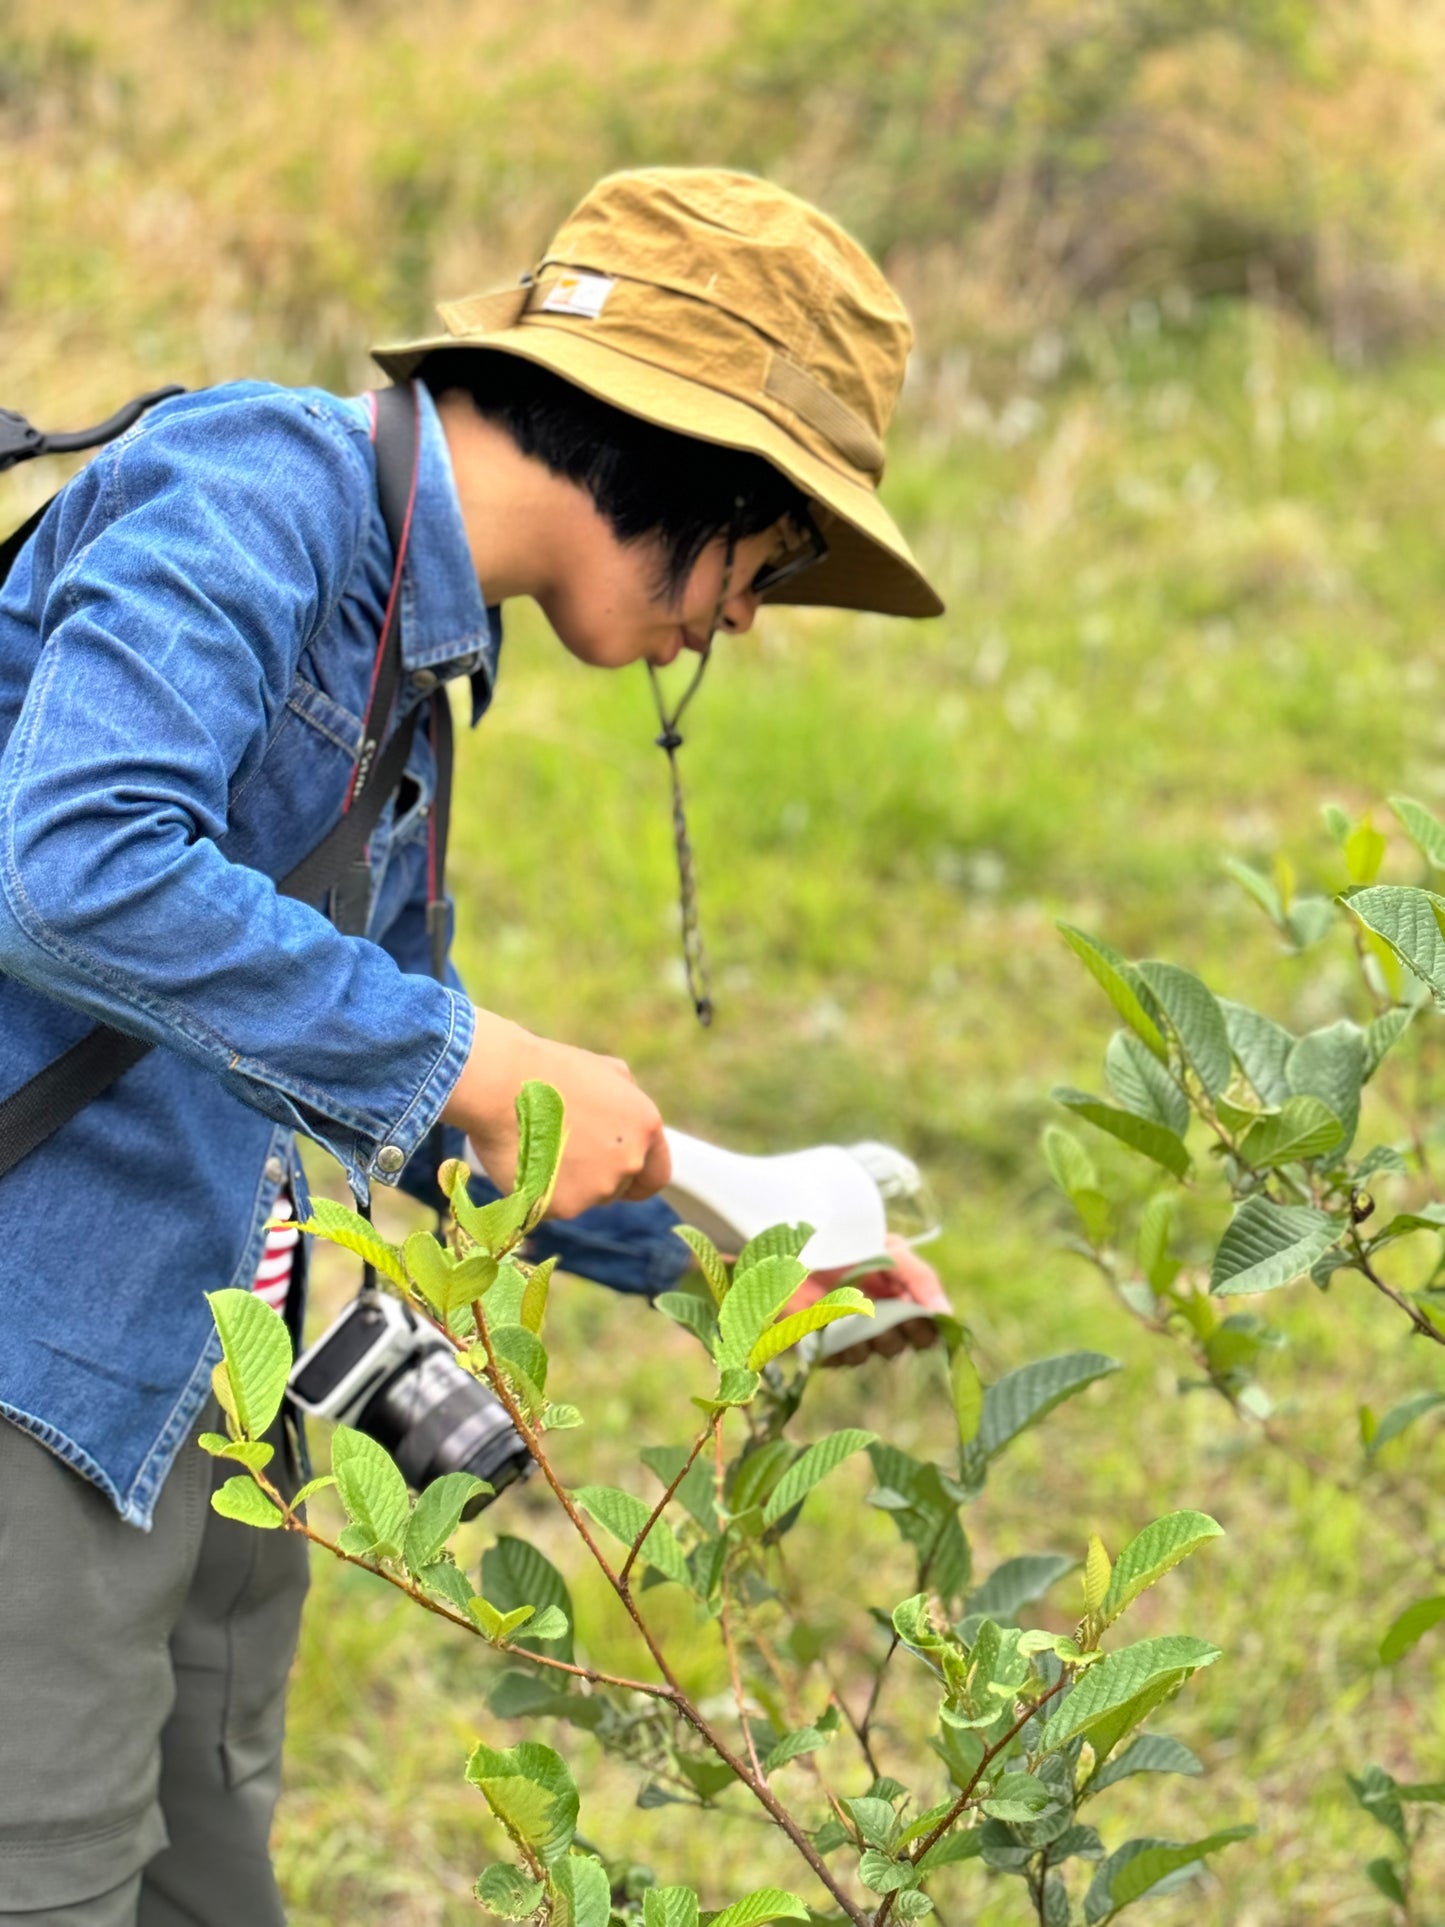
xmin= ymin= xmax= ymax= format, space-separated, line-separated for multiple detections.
xmin=541 ymin=272 xmax=615 ymax=319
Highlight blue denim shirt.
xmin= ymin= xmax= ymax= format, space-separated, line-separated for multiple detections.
xmin=0 ymin=381 xmax=685 ymax=1526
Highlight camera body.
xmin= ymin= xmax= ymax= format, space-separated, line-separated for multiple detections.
xmin=289 ymin=1291 xmax=532 ymax=1515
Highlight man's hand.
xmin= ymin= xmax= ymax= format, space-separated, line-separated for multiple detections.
xmin=788 ymin=1235 xmax=951 ymax=1367
xmin=441 ymin=1010 xmax=670 ymax=1218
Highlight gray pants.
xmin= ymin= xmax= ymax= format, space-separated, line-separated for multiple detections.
xmin=0 ymin=1409 xmax=309 ymax=1924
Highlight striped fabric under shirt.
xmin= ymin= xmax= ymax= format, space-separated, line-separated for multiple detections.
xmin=254 ymin=1193 xmax=299 ymax=1313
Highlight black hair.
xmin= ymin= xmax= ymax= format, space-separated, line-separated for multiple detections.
xmin=416 ymin=349 xmax=809 ymax=601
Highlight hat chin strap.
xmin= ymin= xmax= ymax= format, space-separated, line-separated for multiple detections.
xmin=646 ymin=511 xmax=742 ymax=1028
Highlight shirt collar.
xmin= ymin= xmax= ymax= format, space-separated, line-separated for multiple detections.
xmin=384 ymin=381 xmax=502 ymax=724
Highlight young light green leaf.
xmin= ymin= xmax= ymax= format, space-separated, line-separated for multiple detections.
xmin=1107 ymin=1826 xmax=1255 ymax=1908
xmin=977 ymin=1352 xmax=1120 ymax=1461
xmin=197 ymin=1433 xmax=274 ymax=1471
xmin=965 ymin=1553 xmax=1075 ymax=1624
xmin=1104 ymin=1030 xmax=1189 ymax=1136
xmin=1137 ymin=1193 xmax=1177 ymax=1293
xmin=1286 ymin=1020 xmax=1365 ymax=1152
xmin=1136 ymin=959 xmax=1232 ymax=1094
xmin=673 ymin=1225 xmax=731 ymax=1304
xmin=1043 ymin=1124 xmax=1098 ymax=1196
xmin=475 ymin=1865 xmax=546 ymax=1920
xmin=716 ymin=1255 xmax=809 ymax=1369
xmin=296 ymin=1197 xmax=408 ymax=1287
xmin=210 ymin=1474 xmax=283 ymax=1529
xmin=1346 ymin=816 xmax=1387 ymax=885
xmin=1220 ymin=999 xmax=1295 ymax=1106
xmin=644 ymin=1888 xmax=700 ymax=1927
xmin=470 ymin=1597 xmax=537 ymax=1643
xmin=514 ymin=1080 xmax=567 ymax=1222
xmin=330 ymin=1425 xmax=410 ymax=1558
xmin=706 ymin=1892 xmax=809 ymax=1927
xmin=520 ymin=1256 xmax=556 ymax=1335
xmin=464 ymin=1741 xmax=579 ymax=1866
xmin=1238 ymin=1095 xmax=1343 ymax=1165
xmin=1346 ymin=885 xmax=1445 ymax=1000
xmin=693 ymin=1368 xmax=761 ymax=1414
xmin=481 ymin=1537 xmax=576 ymax=1663
xmin=748 ymin=1289 xmax=874 ymax=1369
xmin=443 ymin=1251 xmax=499 ymax=1312
xmin=1380 ymin=1596 xmax=1445 ymax=1664
xmin=951 ymin=1343 xmax=984 ymax=1447
xmin=206 ymin=1288 xmax=292 ymax=1439
xmin=1083 ymin=1536 xmax=1111 ymax=1615
xmin=655 ymin=1289 xmax=720 ymax=1356
xmin=402 ymin=1471 xmax=489 ymax=1575
xmin=290 ymin=1473 xmax=337 ymax=1509
xmin=761 ymin=1429 xmax=876 ymax=1526
xmin=1051 ymin=1090 xmax=1190 ymax=1179
xmin=735 ymin=1223 xmax=814 ymax=1274
xmin=455 ymin=1185 xmax=532 ymax=1257
xmin=1367 ymin=1391 xmax=1445 ymax=1454
xmin=1083 ymin=1734 xmax=1203 ymax=1795
xmin=1040 ymin=1636 xmax=1221 ymax=1753
xmin=1210 ymin=1197 xmax=1346 ymax=1296
xmin=571 ymin=1484 xmax=692 ymax=1586
xmin=1057 ymin=924 xmax=1167 ymax=1059
xmin=1099 ymin=1511 xmax=1222 ymax=1627
xmin=542 ymin=1403 xmax=583 ymax=1432
xmin=403 ymin=1230 xmax=454 ymax=1312
xmin=1390 ymin=794 xmax=1445 ymax=867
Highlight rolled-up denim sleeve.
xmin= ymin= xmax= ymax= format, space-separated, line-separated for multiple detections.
xmin=0 ymin=394 xmax=471 ymax=1193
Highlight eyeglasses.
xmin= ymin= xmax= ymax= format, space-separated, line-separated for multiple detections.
xmin=748 ymin=506 xmax=830 ymax=599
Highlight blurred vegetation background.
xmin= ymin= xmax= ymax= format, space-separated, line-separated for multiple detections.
xmin=6 ymin=0 xmax=1445 ymax=1919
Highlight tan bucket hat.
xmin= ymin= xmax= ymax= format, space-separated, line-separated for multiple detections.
xmin=373 ymin=168 xmax=943 ymax=619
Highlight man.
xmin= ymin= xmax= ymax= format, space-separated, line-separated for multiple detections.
xmin=0 ymin=169 xmax=944 ymax=1922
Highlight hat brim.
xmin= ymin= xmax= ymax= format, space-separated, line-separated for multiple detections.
xmin=372 ymin=327 xmax=945 ymax=620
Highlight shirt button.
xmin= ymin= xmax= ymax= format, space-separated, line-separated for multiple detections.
xmin=375 ymin=1144 xmax=406 ymax=1175
xmin=411 ymin=668 xmax=439 ymax=694
xmin=264 ymin=1155 xmax=287 ymax=1184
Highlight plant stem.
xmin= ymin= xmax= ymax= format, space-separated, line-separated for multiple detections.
xmin=1349 ymin=1234 xmax=1445 ymax=1346
xmin=719 ymin=1553 xmax=767 ymax=1782
xmin=621 ymin=1417 xmax=718 ymax=1587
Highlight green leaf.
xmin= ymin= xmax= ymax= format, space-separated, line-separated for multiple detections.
xmin=1105 ymin=1031 xmax=1189 ymax=1136
xmin=693 ymin=1368 xmax=761 ymax=1414
xmin=641 ymin=1443 xmax=720 ymax=1536
xmin=1039 ymin=1636 xmax=1222 ymax=1753
xmin=892 ymin=1892 xmax=934 ymax=1921
xmin=1222 ymin=856 xmax=1282 ymax=923
xmin=981 ymin=1772 xmax=1056 ymax=1823
xmin=761 ymin=1725 xmax=831 ymax=1774
xmin=520 ymin=1256 xmax=556 ymax=1335
xmin=526 ymin=1605 xmax=570 ymax=1642
xmin=1137 ymin=960 xmax=1232 ymax=1095
xmin=482 ymin=1537 xmax=576 ymax=1664
xmin=965 ymin=1553 xmax=1075 ymax=1624
xmin=1364 ymin=1006 xmax=1415 ymax=1081
xmin=1368 ymin=1392 xmax=1445 ymax=1454
xmin=296 ymin=1197 xmax=408 ymax=1286
xmin=492 ymin=1325 xmax=549 ymax=1397
xmin=549 ymin=1853 xmax=611 ymax=1927
xmin=475 ymin=1865 xmax=546 ymax=1920
xmin=1052 ymin=1090 xmax=1190 ymax=1179
xmin=419 ymin=1558 xmax=475 ymax=1615
xmin=1099 ymin=1511 xmax=1223 ymax=1627
xmin=1365 ymin=1858 xmax=1408 ymax=1906
xmin=951 ymin=1344 xmax=984 ymax=1447
xmin=915 ymin=1829 xmax=985 ymax=1872
xmin=197 ymin=1433 xmax=274 ymax=1471
xmin=1210 ymin=1197 xmax=1346 ymax=1296
xmin=1043 ymin=1125 xmax=1098 ymax=1196
xmin=1084 ymin=1536 xmax=1112 ymax=1615
xmin=1084 ymin=1734 xmax=1203 ymax=1794
xmin=1137 ymin=1193 xmax=1178 ymax=1293
xmin=542 ymin=1403 xmax=583 ymax=1431
xmin=844 ymin=1796 xmax=898 ymax=1849
xmin=1346 ymin=817 xmax=1388 ymax=885
xmin=1350 ymin=1764 xmax=1407 ymax=1844
xmin=716 ymin=1255 xmax=809 ymax=1369
xmin=673 ymin=1225 xmax=731 ymax=1305
xmin=705 ymin=1890 xmax=810 ymax=1927
xmin=977 ymin=1352 xmax=1121 ymax=1461
xmin=465 ymin=1741 xmax=579 ymax=1865
xmin=656 ymin=1289 xmax=720 ymax=1357
xmin=1398 ymin=1780 xmax=1445 ymax=1803
xmin=1284 ymin=895 xmax=1335 ymax=950
xmin=403 ymin=1230 xmax=455 ymax=1313
xmin=205 ymin=1288 xmax=292 ymax=1438
xmin=1390 ymin=794 xmax=1445 ymax=867
xmin=210 ymin=1474 xmax=283 ymax=1529
xmin=1238 ymin=1094 xmax=1344 ymax=1165
xmin=749 ymin=1289 xmax=874 ymax=1369
xmin=1286 ymin=1020 xmax=1365 ymax=1153
xmin=330 ymin=1425 xmax=410 ymax=1558
xmin=454 ymin=1182 xmax=532 ymax=1257
xmin=290 ymin=1473 xmax=337 ymax=1508
xmin=644 ymin=1887 xmax=701 ymax=1927
xmin=572 ymin=1484 xmax=692 ymax=1586
xmin=1347 ymin=885 xmax=1445 ymax=1000
xmin=515 ymin=1081 xmax=566 ymax=1221
xmin=857 ymin=1851 xmax=917 ymax=1894
xmin=761 ymin=1429 xmax=876 ymax=1526
xmin=470 ymin=1597 xmax=537 ymax=1643
xmin=443 ymin=1251 xmax=500 ymax=1312
xmin=402 ymin=1472 xmax=489 ymax=1575
xmin=735 ymin=1223 xmax=814 ymax=1273
xmin=1108 ymin=1826 xmax=1256 ymax=1908
xmin=1057 ymin=924 xmax=1167 ymax=1059
xmin=1380 ymin=1596 xmax=1445 ymax=1663
xmin=1220 ymin=1000 xmax=1295 ymax=1106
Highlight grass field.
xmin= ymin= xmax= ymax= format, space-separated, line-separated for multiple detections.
xmin=270 ymin=305 xmax=1445 ymax=1923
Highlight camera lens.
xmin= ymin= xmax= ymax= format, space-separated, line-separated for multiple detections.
xmin=356 ymin=1340 xmax=533 ymax=1516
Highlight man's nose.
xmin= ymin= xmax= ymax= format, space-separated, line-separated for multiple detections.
xmin=719 ymin=588 xmax=762 ymax=636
